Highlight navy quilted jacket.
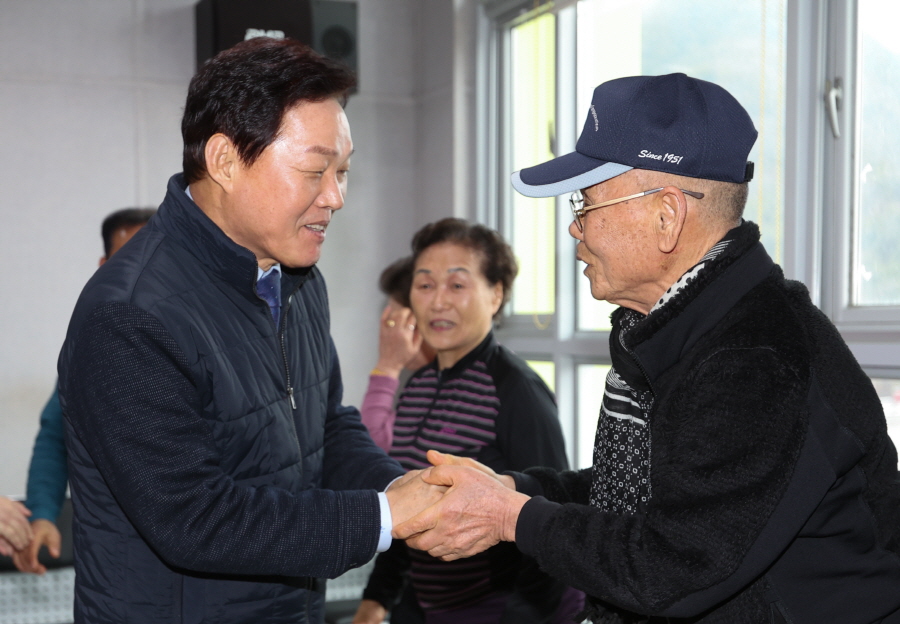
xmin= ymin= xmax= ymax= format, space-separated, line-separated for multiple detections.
xmin=58 ymin=174 xmax=404 ymax=624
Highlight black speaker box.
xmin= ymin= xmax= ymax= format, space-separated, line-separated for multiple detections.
xmin=195 ymin=0 xmax=358 ymax=78
xmin=310 ymin=0 xmax=358 ymax=77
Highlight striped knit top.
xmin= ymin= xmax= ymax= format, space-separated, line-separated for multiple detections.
xmin=391 ymin=359 xmax=501 ymax=468
xmin=364 ymin=333 xmax=570 ymax=615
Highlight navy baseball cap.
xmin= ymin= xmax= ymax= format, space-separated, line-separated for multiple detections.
xmin=511 ymin=73 xmax=758 ymax=198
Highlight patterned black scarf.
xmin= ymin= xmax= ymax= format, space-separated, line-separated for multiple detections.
xmin=589 ymin=239 xmax=733 ymax=514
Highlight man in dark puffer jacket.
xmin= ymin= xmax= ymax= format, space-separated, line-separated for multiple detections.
xmin=58 ymin=39 xmax=441 ymax=624
xmin=394 ymin=74 xmax=900 ymax=623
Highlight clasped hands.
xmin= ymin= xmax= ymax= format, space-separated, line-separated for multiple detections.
xmin=385 ymin=450 xmax=529 ymax=561
xmin=0 ymin=497 xmax=61 ymax=574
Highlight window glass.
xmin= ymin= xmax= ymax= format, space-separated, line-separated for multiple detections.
xmin=870 ymin=377 xmax=900 ymax=468
xmin=510 ymin=12 xmax=556 ymax=317
xmin=853 ymin=1 xmax=900 ymax=306
xmin=575 ymin=0 xmax=786 ymax=331
xmin=576 ymin=364 xmax=610 ymax=469
xmin=526 ymin=359 xmax=556 ymax=393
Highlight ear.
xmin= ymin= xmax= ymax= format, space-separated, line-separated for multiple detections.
xmin=489 ymin=282 xmax=504 ymax=317
xmin=655 ymin=186 xmax=688 ymax=254
xmin=203 ymin=133 xmax=240 ymax=192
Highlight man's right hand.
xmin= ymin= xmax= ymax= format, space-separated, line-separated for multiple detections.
xmin=352 ymin=598 xmax=388 ymax=624
xmin=12 ymin=518 xmax=61 ymax=574
xmin=385 ymin=470 xmax=447 ymax=529
xmin=0 ymin=498 xmax=32 ymax=556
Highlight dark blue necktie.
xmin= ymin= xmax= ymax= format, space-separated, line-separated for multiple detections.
xmin=256 ymin=270 xmax=281 ymax=328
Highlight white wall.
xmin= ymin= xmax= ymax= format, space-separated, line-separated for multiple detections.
xmin=319 ymin=0 xmax=454 ymax=413
xmin=0 ymin=0 xmax=457 ymax=497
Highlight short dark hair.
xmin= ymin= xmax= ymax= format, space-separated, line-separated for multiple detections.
xmin=181 ymin=37 xmax=357 ymax=184
xmin=101 ymin=208 xmax=156 ymax=257
xmin=410 ymin=218 xmax=518 ymax=315
xmin=723 ymin=182 xmax=750 ymax=222
xmin=379 ymin=256 xmax=414 ymax=308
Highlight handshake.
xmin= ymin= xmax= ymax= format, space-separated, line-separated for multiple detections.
xmin=383 ymin=450 xmax=531 ymax=560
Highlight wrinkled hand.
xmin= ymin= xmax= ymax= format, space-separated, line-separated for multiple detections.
xmin=0 ymin=498 xmax=32 ymax=556
xmin=12 ymin=519 xmax=61 ymax=574
xmin=352 ymin=598 xmax=388 ymax=624
xmin=393 ymin=465 xmax=529 ymax=561
xmin=390 ymin=468 xmax=423 ymax=490
xmin=385 ymin=470 xmax=448 ymax=530
xmin=376 ymin=304 xmax=423 ymax=378
xmin=425 ymin=450 xmax=516 ymax=490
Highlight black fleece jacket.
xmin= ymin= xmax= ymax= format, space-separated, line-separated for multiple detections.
xmin=513 ymin=222 xmax=900 ymax=624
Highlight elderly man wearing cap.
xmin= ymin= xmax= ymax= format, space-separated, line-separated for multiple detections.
xmin=394 ymin=73 xmax=900 ymax=623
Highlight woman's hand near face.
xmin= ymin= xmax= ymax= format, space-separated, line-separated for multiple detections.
xmin=375 ymin=303 xmax=423 ymax=378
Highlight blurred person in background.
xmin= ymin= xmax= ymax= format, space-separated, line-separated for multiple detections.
xmin=361 ymin=256 xmax=434 ymax=452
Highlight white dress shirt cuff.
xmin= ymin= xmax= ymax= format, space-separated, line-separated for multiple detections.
xmin=376 ymin=491 xmax=394 ymax=552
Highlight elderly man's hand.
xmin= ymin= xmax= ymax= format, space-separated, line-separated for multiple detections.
xmin=392 ymin=464 xmax=529 ymax=561
xmin=385 ymin=469 xmax=448 ymax=529
xmin=425 ymin=450 xmax=517 ymax=490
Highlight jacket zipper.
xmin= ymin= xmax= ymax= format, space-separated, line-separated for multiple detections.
xmin=413 ymin=369 xmax=444 ymax=444
xmin=280 ymin=295 xmax=296 ymax=409
xmin=278 ymin=294 xmax=303 ymax=480
xmin=256 ymin=283 xmax=297 ymax=410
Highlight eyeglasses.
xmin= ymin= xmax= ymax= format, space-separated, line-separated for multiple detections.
xmin=569 ymin=187 xmax=705 ymax=232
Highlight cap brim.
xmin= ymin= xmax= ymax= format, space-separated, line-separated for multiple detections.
xmin=511 ymin=151 xmax=633 ymax=198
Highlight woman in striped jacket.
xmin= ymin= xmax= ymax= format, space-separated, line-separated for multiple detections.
xmin=354 ymin=218 xmax=583 ymax=624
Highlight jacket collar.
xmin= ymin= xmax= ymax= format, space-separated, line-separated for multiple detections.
xmin=154 ymin=174 xmax=313 ymax=304
xmin=614 ymin=221 xmax=775 ymax=386
xmin=432 ymin=331 xmax=498 ymax=380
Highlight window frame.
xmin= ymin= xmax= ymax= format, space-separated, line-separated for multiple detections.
xmin=816 ymin=0 xmax=900 ymax=373
xmin=478 ymin=0 xmax=609 ymax=468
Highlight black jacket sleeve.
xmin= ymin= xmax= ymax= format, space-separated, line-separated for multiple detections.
xmin=63 ymin=302 xmax=399 ymax=580
xmin=322 ymin=338 xmax=406 ymax=492
xmin=514 ymin=466 xmax=593 ymax=503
